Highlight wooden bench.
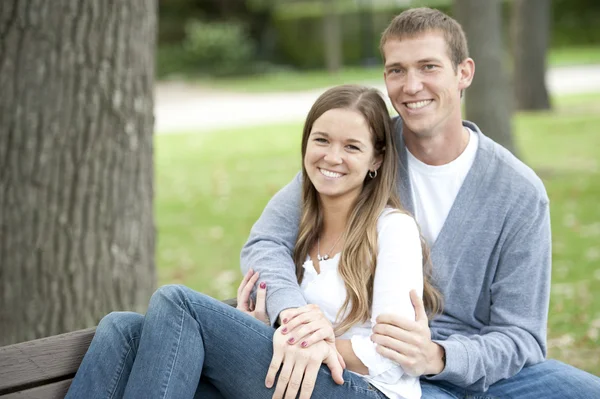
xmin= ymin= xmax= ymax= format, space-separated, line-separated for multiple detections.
xmin=0 ymin=299 xmax=237 ymax=398
xmin=0 ymin=328 xmax=96 ymax=398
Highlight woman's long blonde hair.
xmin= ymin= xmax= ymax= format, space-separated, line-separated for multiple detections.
xmin=294 ymin=85 xmax=442 ymax=335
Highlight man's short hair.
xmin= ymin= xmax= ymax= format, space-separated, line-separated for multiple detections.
xmin=380 ymin=7 xmax=469 ymax=70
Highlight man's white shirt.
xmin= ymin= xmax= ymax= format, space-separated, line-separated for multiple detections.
xmin=407 ymin=128 xmax=479 ymax=246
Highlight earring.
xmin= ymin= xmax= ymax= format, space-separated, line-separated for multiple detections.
xmin=368 ymin=170 xmax=377 ymax=179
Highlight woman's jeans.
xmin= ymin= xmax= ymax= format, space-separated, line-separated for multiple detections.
xmin=65 ymin=284 xmax=386 ymax=399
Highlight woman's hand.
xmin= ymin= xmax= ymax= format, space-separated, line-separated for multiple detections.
xmin=266 ymin=326 xmax=345 ymax=399
xmin=236 ymin=269 xmax=269 ymax=325
xmin=279 ymin=304 xmax=336 ymax=349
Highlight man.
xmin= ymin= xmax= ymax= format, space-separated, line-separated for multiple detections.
xmin=241 ymin=7 xmax=600 ymax=398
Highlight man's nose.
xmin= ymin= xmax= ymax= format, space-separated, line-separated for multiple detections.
xmin=403 ymin=70 xmax=423 ymax=95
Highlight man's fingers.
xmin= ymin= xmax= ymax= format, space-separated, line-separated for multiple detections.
xmin=298 ymin=359 xmax=320 ymax=399
xmin=410 ymin=289 xmax=428 ymax=322
xmin=325 ymin=351 xmax=345 ymax=385
xmin=272 ymin=361 xmax=294 ymax=399
xmin=375 ymin=343 xmax=406 ymax=366
xmin=372 ymin=333 xmax=415 ymax=356
xmin=374 ymin=313 xmax=418 ymax=335
xmin=284 ymin=361 xmax=306 ymax=399
xmin=265 ymin=348 xmax=283 ymax=389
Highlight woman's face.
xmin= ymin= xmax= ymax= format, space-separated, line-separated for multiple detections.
xmin=304 ymin=108 xmax=381 ymax=203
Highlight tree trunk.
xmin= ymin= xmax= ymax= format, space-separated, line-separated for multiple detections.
xmin=323 ymin=0 xmax=342 ymax=73
xmin=513 ymin=0 xmax=552 ymax=111
xmin=0 ymin=0 xmax=157 ymax=345
xmin=454 ymin=0 xmax=518 ymax=156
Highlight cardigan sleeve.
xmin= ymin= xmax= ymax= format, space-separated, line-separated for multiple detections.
xmin=426 ymin=198 xmax=551 ymax=391
xmin=240 ymin=173 xmax=307 ymax=326
xmin=351 ymin=211 xmax=424 ymax=382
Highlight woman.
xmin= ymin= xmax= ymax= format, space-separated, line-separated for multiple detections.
xmin=66 ymin=85 xmax=441 ymax=399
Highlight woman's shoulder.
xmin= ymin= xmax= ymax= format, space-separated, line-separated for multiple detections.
xmin=377 ymin=207 xmax=419 ymax=234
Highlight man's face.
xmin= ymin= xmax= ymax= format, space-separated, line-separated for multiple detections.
xmin=383 ymin=31 xmax=472 ymax=139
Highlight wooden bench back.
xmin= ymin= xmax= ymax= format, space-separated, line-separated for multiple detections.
xmin=0 ymin=328 xmax=95 ymax=398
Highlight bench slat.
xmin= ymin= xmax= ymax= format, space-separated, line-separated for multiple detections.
xmin=1 ymin=379 xmax=72 ymax=399
xmin=0 ymin=329 xmax=95 ymax=394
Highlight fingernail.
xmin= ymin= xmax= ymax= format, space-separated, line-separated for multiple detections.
xmin=259 ymin=282 xmax=266 ymax=289
xmin=283 ymin=318 xmax=288 ymax=324
xmin=287 ymin=337 xmax=295 ymax=344
xmin=282 ymin=327 xmax=288 ymax=334
xmin=301 ymin=341 xmax=307 ymax=348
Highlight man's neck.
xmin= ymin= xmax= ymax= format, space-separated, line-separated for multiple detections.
xmin=404 ymin=124 xmax=470 ymax=166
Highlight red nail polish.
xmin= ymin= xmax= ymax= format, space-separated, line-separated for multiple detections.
xmin=288 ymin=337 xmax=295 ymax=344
xmin=283 ymin=318 xmax=288 ymax=324
xmin=282 ymin=327 xmax=288 ymax=334
xmin=259 ymin=282 xmax=266 ymax=289
xmin=301 ymin=341 xmax=307 ymax=348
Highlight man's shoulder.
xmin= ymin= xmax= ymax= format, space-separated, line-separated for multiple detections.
xmin=471 ymin=123 xmax=549 ymax=204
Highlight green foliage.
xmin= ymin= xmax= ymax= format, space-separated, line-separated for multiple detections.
xmin=155 ymin=92 xmax=600 ymax=375
xmin=183 ymin=20 xmax=256 ymax=76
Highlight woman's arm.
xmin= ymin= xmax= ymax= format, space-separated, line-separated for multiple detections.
xmin=350 ymin=211 xmax=424 ymax=381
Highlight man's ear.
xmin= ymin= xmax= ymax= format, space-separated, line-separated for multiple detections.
xmin=458 ymin=57 xmax=475 ymax=91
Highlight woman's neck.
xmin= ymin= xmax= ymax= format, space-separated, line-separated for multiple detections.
xmin=319 ymin=195 xmax=355 ymax=237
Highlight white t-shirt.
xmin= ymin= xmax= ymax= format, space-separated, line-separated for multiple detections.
xmin=300 ymin=209 xmax=423 ymax=399
xmin=407 ymin=128 xmax=478 ymax=246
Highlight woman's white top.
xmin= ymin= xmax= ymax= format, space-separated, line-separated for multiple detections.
xmin=300 ymin=209 xmax=424 ymax=399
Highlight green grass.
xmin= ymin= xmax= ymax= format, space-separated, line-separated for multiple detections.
xmin=190 ymin=47 xmax=600 ymax=93
xmin=155 ymin=92 xmax=600 ymax=376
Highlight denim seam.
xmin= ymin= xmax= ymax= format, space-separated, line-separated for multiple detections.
xmin=189 ymin=299 xmax=275 ymax=343
xmin=161 ymin=302 xmax=186 ymax=399
xmin=108 ymin=335 xmax=140 ymax=399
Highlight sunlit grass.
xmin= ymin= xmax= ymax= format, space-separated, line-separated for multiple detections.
xmin=187 ymin=47 xmax=600 ymax=93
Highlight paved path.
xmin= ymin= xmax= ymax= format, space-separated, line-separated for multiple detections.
xmin=155 ymin=65 xmax=600 ymax=134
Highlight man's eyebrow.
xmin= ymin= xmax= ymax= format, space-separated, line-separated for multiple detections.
xmin=418 ymin=57 xmax=443 ymax=64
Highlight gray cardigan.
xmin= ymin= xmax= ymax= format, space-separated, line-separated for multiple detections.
xmin=240 ymin=121 xmax=551 ymax=391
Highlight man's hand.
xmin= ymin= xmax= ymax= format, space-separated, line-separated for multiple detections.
xmin=371 ymin=290 xmax=445 ymax=376
xmin=266 ymin=326 xmax=344 ymax=399
xmin=236 ymin=269 xmax=270 ymax=325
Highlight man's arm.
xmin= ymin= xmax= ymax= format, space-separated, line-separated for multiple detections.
xmin=240 ymin=173 xmax=307 ymax=326
xmin=426 ymin=198 xmax=552 ymax=391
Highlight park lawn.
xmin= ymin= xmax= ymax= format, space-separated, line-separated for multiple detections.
xmin=155 ymin=92 xmax=600 ymax=376
xmin=191 ymin=47 xmax=600 ymax=93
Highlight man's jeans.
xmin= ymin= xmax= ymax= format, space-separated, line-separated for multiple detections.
xmin=65 ymin=284 xmax=387 ymax=399
xmin=420 ymin=358 xmax=600 ymax=399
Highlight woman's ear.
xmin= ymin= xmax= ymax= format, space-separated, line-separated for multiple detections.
xmin=372 ymin=154 xmax=383 ymax=172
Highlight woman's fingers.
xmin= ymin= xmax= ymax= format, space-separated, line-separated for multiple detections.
xmin=254 ymin=281 xmax=269 ymax=325
xmin=237 ymin=270 xmax=259 ymax=312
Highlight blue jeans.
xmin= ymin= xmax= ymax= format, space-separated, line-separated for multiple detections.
xmin=65 ymin=284 xmax=387 ymax=399
xmin=420 ymin=360 xmax=600 ymax=399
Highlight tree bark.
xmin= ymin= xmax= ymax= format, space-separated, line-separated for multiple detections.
xmin=454 ymin=0 xmax=518 ymax=156
xmin=513 ymin=0 xmax=552 ymax=111
xmin=0 ymin=0 xmax=157 ymax=345
xmin=323 ymin=0 xmax=342 ymax=73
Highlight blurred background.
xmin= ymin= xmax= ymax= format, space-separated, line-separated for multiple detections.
xmin=1 ymin=0 xmax=599 ymax=377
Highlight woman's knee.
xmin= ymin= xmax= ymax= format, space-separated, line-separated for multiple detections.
xmin=96 ymin=311 xmax=144 ymax=341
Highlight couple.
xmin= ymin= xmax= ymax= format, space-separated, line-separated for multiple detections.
xmin=66 ymin=7 xmax=600 ymax=399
